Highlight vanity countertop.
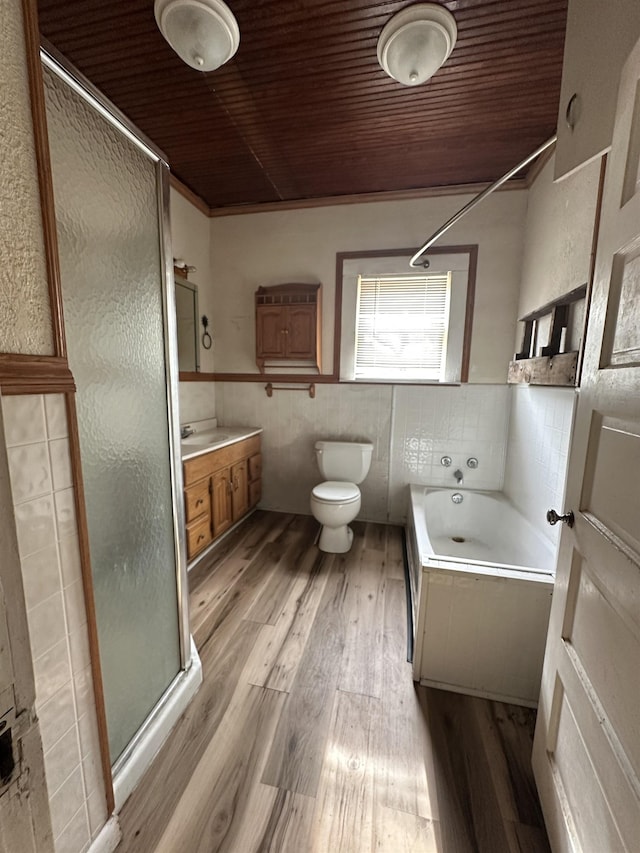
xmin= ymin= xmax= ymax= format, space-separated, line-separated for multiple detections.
xmin=181 ymin=426 xmax=263 ymax=462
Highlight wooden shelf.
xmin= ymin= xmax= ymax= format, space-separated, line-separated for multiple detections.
xmin=509 ymin=285 xmax=586 ymax=387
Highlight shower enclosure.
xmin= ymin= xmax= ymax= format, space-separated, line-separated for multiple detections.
xmin=42 ymin=48 xmax=196 ymax=800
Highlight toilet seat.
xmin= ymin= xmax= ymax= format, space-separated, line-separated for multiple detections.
xmin=311 ymin=481 xmax=360 ymax=503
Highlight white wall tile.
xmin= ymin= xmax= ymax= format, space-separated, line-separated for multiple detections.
xmin=37 ymin=683 xmax=77 ymax=754
xmin=58 ymin=536 xmax=82 ymax=588
xmin=49 ymin=438 xmax=73 ymax=491
xmin=21 ymin=544 xmax=61 ymax=610
xmin=32 ymin=637 xmax=71 ymax=706
xmin=217 ymin=381 xmax=509 ymax=524
xmin=63 ymin=580 xmax=87 ymax=634
xmin=12 ymin=496 xmax=55 ymax=567
xmin=44 ymin=395 xmax=68 ymax=440
xmin=44 ymin=725 xmax=81 ymax=797
xmin=86 ymin=788 xmax=108 ymax=840
xmin=2 ymin=394 xmax=109 ymax=853
xmin=503 ymin=385 xmax=575 ymax=549
xmin=27 ymin=592 xmax=66 ymax=660
xmin=7 ymin=442 xmax=52 ymax=503
xmin=178 ymin=381 xmax=216 ymax=424
xmin=1 ymin=395 xmax=46 ymax=446
xmin=54 ymin=489 xmax=77 ymax=540
xmin=49 ymin=767 xmax=85 ymax=838
xmin=53 ymin=803 xmax=91 ymax=853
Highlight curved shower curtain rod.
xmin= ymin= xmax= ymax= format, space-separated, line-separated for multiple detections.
xmin=410 ymin=134 xmax=558 ymax=268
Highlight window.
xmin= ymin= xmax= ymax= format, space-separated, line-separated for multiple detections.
xmin=354 ymin=273 xmax=451 ymax=380
xmin=338 ymin=249 xmax=474 ymax=383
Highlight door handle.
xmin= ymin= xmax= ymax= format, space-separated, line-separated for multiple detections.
xmin=547 ymin=509 xmax=575 ymax=528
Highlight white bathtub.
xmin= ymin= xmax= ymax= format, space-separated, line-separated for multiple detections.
xmin=406 ymin=485 xmax=555 ymax=707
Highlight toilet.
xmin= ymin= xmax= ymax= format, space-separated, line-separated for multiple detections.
xmin=310 ymin=440 xmax=373 ymax=553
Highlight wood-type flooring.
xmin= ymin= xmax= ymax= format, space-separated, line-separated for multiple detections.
xmin=117 ymin=511 xmax=550 ymax=853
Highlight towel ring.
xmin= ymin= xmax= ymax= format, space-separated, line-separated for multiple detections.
xmin=201 ymin=315 xmax=212 ymax=350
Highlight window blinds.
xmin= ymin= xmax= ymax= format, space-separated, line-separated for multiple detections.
xmin=354 ymin=272 xmax=451 ymax=379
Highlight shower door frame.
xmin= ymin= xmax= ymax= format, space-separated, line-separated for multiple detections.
xmin=40 ymin=42 xmax=191 ymax=776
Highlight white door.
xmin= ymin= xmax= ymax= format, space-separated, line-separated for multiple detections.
xmin=532 ymin=37 xmax=640 ymax=853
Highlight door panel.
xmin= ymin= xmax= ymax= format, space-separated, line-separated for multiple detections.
xmin=231 ymin=460 xmax=248 ymax=520
xmin=212 ymin=468 xmax=232 ymax=537
xmin=533 ymin=36 xmax=640 ymax=853
xmin=256 ymin=306 xmax=285 ymax=358
xmin=287 ymin=305 xmax=316 ymax=358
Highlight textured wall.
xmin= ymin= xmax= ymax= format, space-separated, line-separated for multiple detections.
xmin=516 ymin=152 xmax=600 ymax=349
xmin=209 ymin=190 xmax=527 ymax=383
xmin=170 ymin=188 xmax=215 ymax=374
xmin=0 ymin=0 xmax=53 ymax=354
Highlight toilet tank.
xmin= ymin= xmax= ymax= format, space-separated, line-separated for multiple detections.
xmin=315 ymin=441 xmax=373 ymax=484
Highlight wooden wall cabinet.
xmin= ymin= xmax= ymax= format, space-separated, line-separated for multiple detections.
xmin=255 ymin=283 xmax=321 ymax=371
xmin=183 ymin=435 xmax=262 ymax=561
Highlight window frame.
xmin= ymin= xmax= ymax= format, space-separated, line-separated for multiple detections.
xmin=336 ymin=246 xmax=477 ymax=384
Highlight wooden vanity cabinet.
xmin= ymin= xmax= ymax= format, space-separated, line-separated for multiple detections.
xmin=183 ymin=434 xmax=261 ymax=561
xmin=255 ymin=283 xmax=321 ymax=371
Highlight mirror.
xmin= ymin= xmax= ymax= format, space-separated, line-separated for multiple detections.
xmin=175 ymin=275 xmax=200 ymax=372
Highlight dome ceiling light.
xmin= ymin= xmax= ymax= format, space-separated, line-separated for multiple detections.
xmin=377 ymin=3 xmax=457 ymax=87
xmin=154 ymin=0 xmax=240 ymax=72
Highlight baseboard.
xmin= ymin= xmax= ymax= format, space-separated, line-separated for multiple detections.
xmin=112 ymin=637 xmax=203 ymax=811
xmin=418 ymin=678 xmax=538 ymax=709
xmin=88 ymin=816 xmax=121 ymax=853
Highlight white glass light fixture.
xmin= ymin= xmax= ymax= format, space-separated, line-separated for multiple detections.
xmin=377 ymin=3 xmax=457 ymax=87
xmin=154 ymin=0 xmax=240 ymax=72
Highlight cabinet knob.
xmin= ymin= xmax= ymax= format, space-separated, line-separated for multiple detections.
xmin=195 ymin=498 xmax=203 ymax=507
xmin=197 ymin=534 xmax=205 ymax=543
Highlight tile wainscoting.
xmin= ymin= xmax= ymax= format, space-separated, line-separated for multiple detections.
xmin=216 ymin=382 xmax=511 ymax=524
xmin=1 ymin=393 xmax=109 ymax=853
xmin=503 ymin=385 xmax=576 ymax=548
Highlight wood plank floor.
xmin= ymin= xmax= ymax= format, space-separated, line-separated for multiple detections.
xmin=117 ymin=511 xmax=550 ymax=853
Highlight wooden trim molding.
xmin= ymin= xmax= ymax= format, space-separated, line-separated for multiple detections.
xmin=170 ymin=173 xmax=529 ymax=221
xmin=22 ymin=0 xmax=67 ymax=359
xmin=0 ymin=354 xmax=75 ymax=395
xmin=208 ymin=179 xmax=528 ymax=218
xmin=65 ymin=393 xmax=115 ymax=814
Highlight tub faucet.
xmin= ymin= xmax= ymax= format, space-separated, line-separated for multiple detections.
xmin=454 ymin=468 xmax=464 ymax=484
xmin=181 ymin=425 xmax=194 ymax=439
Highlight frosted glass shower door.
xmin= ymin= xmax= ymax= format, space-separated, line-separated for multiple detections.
xmin=44 ymin=68 xmax=183 ymax=763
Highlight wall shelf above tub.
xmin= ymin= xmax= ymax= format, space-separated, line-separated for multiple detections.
xmin=508 ymin=284 xmax=587 ymax=387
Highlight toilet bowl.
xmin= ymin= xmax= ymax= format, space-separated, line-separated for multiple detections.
xmin=310 ymin=441 xmax=373 ymax=553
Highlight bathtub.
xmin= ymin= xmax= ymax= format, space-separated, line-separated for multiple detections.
xmin=406 ymin=485 xmax=555 ymax=707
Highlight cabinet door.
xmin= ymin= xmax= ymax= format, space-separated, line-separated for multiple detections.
xmin=286 ymin=305 xmax=316 ymax=360
xmin=231 ymin=460 xmax=249 ymax=521
xmin=256 ymin=306 xmax=286 ymax=359
xmin=212 ymin=468 xmax=233 ymax=538
xmin=555 ymin=0 xmax=640 ymax=180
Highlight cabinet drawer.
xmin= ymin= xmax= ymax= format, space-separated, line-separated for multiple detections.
xmin=249 ymin=478 xmax=262 ymax=507
xmin=184 ymin=478 xmax=210 ymax=523
xmin=183 ymin=434 xmax=262 ymax=485
xmin=186 ymin=516 xmax=212 ymax=559
xmin=248 ymin=452 xmax=262 ymax=482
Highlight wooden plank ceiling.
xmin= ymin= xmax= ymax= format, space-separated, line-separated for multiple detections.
xmin=36 ymin=0 xmax=568 ymax=211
